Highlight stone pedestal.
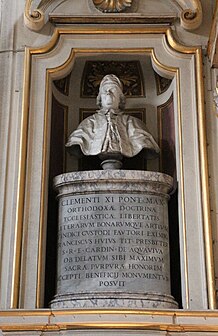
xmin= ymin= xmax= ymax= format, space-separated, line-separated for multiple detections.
xmin=50 ymin=170 xmax=178 ymax=309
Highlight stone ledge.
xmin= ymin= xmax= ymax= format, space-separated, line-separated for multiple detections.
xmin=1 ymin=310 xmax=218 ymax=331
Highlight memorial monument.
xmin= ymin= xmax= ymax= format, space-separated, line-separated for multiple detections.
xmin=66 ymin=74 xmax=160 ymax=169
xmin=51 ymin=74 xmax=178 ymax=309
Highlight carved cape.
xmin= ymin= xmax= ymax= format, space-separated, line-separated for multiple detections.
xmin=66 ymin=109 xmax=160 ymax=158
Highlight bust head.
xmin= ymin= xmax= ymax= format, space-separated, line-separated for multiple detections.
xmin=96 ymin=74 xmax=126 ymax=110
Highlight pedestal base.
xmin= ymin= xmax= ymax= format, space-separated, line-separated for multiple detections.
xmin=51 ymin=292 xmax=178 ymax=309
xmin=52 ymin=170 xmax=177 ymax=310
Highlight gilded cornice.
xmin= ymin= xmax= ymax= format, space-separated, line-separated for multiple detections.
xmin=24 ymin=0 xmax=203 ymax=32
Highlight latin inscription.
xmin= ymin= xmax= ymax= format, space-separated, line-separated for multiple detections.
xmin=57 ymin=193 xmax=170 ymax=294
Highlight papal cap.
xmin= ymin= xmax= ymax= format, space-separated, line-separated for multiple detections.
xmin=99 ymin=74 xmax=123 ymax=92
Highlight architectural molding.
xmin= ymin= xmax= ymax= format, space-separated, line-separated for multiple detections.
xmin=13 ymin=26 xmax=215 ymax=311
xmin=24 ymin=0 xmax=48 ymax=31
xmin=24 ymin=0 xmax=203 ymax=32
xmin=3 ymin=309 xmax=218 ymax=332
xmin=207 ymin=0 xmax=218 ymax=67
xmin=171 ymin=0 xmax=202 ymax=30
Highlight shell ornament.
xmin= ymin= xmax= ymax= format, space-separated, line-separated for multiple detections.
xmin=93 ymin=0 xmax=132 ymax=13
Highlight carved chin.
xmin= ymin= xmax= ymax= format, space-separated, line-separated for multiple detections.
xmin=93 ymin=0 xmax=132 ymax=13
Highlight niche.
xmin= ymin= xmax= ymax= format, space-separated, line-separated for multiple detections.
xmin=43 ymin=53 xmax=181 ymax=307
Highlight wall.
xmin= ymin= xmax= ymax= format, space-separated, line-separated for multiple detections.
xmin=0 ymin=0 xmax=218 ymax=333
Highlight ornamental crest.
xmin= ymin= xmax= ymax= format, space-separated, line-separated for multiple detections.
xmin=92 ymin=0 xmax=133 ymax=13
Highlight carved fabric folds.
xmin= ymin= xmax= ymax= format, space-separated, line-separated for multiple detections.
xmin=66 ymin=109 xmax=160 ymax=158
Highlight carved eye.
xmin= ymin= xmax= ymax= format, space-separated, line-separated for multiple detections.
xmin=93 ymin=0 xmax=132 ymax=13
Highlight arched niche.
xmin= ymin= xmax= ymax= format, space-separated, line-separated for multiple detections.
xmin=45 ymin=52 xmax=180 ymax=307
xmin=15 ymin=27 xmax=215 ymax=310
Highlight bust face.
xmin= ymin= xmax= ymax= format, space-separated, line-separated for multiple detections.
xmin=100 ymin=83 xmax=122 ymax=110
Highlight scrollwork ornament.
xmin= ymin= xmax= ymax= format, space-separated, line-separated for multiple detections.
xmin=24 ymin=0 xmax=45 ymax=31
xmin=93 ymin=0 xmax=132 ymax=13
xmin=171 ymin=0 xmax=203 ymax=30
xmin=180 ymin=7 xmax=202 ymax=30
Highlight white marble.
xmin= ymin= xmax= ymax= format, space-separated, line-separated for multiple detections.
xmin=51 ymin=294 xmax=178 ymax=309
xmin=66 ymin=74 xmax=159 ymax=163
xmin=51 ymin=170 xmax=177 ymax=309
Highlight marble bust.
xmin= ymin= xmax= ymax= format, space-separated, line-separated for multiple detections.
xmin=66 ymin=74 xmax=160 ymax=165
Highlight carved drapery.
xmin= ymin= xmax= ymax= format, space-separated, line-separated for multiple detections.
xmin=24 ymin=0 xmax=203 ymax=31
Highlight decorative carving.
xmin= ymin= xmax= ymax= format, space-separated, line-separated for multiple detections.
xmin=24 ymin=0 xmax=49 ymax=31
xmin=92 ymin=0 xmax=132 ymax=13
xmin=170 ymin=0 xmax=202 ymax=30
xmin=81 ymin=61 xmax=144 ymax=97
xmin=154 ymin=72 xmax=172 ymax=95
xmin=24 ymin=0 xmax=203 ymax=32
xmin=53 ymin=73 xmax=71 ymax=96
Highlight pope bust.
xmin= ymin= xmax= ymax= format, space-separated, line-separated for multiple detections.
xmin=66 ymin=74 xmax=159 ymax=168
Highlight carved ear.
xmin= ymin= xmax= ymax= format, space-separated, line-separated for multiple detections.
xmin=96 ymin=94 xmax=102 ymax=108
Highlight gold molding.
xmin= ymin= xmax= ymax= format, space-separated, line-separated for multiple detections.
xmin=3 ymin=309 xmax=218 ymax=332
xmin=15 ymin=27 xmax=215 ymax=311
xmin=4 ymin=308 xmax=218 ymax=317
xmin=195 ymin=47 xmax=216 ymax=309
xmin=24 ymin=0 xmax=202 ymax=31
xmin=11 ymin=46 xmax=32 ymax=308
xmin=49 ymin=14 xmax=176 ymax=25
xmin=2 ymin=319 xmax=218 ymax=332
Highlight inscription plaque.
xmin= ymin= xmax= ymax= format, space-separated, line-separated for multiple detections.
xmin=58 ymin=193 xmax=170 ymax=293
xmin=51 ymin=170 xmax=178 ymax=309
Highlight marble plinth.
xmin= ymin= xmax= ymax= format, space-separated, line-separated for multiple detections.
xmin=51 ymin=170 xmax=178 ymax=309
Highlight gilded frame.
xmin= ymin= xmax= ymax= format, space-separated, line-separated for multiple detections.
xmin=13 ymin=27 xmax=215 ymax=312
